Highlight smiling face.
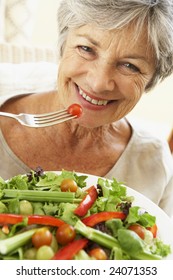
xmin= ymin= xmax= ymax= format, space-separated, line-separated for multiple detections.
xmin=57 ymin=23 xmax=156 ymax=128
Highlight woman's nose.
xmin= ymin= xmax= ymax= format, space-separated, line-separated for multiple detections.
xmin=86 ymin=62 xmax=116 ymax=93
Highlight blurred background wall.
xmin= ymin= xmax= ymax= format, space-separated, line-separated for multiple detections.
xmin=31 ymin=0 xmax=60 ymax=47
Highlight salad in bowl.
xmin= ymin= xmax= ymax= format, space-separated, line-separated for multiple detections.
xmin=0 ymin=167 xmax=172 ymax=260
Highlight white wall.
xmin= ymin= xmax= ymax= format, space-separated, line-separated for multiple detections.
xmin=31 ymin=0 xmax=173 ymax=137
xmin=31 ymin=0 xmax=60 ymax=47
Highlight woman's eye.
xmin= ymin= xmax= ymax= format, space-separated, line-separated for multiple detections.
xmin=77 ymin=45 xmax=95 ymax=59
xmin=79 ymin=46 xmax=92 ymax=52
xmin=121 ymin=63 xmax=140 ymax=73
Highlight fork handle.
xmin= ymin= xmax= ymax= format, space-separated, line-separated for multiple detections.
xmin=0 ymin=112 xmax=17 ymax=119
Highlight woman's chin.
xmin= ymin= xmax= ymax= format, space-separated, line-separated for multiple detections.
xmin=75 ymin=117 xmax=108 ymax=129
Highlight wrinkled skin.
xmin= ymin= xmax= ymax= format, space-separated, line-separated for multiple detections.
xmin=0 ymin=23 xmax=156 ymax=176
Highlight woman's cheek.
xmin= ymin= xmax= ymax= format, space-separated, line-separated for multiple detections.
xmin=122 ymin=77 xmax=146 ymax=102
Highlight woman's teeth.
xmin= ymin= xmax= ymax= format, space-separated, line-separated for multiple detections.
xmin=79 ymin=88 xmax=109 ymax=106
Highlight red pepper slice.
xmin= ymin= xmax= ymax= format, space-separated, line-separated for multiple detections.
xmin=0 ymin=214 xmax=65 ymax=227
xmin=74 ymin=186 xmax=98 ymax=217
xmin=82 ymin=211 xmax=126 ymax=227
xmin=146 ymin=224 xmax=158 ymax=238
xmin=52 ymin=238 xmax=88 ymax=260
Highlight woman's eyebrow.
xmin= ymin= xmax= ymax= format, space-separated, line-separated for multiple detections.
xmin=123 ymin=55 xmax=152 ymax=65
xmin=76 ymin=33 xmax=100 ymax=47
xmin=123 ymin=55 xmax=148 ymax=61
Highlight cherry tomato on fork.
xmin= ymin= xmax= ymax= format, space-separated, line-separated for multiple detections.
xmin=67 ymin=104 xmax=83 ymax=118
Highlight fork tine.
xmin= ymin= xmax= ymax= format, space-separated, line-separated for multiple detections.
xmin=32 ymin=108 xmax=68 ymax=119
xmin=34 ymin=111 xmax=70 ymax=122
xmin=33 ymin=115 xmax=76 ymax=127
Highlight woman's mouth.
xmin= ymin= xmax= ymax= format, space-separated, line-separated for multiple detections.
xmin=78 ymin=87 xmax=109 ymax=106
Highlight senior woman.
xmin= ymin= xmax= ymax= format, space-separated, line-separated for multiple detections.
xmin=0 ymin=0 xmax=173 ymax=216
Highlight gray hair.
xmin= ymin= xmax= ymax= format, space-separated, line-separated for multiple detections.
xmin=57 ymin=0 xmax=173 ymax=91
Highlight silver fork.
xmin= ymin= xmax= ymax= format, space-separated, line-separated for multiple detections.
xmin=0 ymin=108 xmax=77 ymax=128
